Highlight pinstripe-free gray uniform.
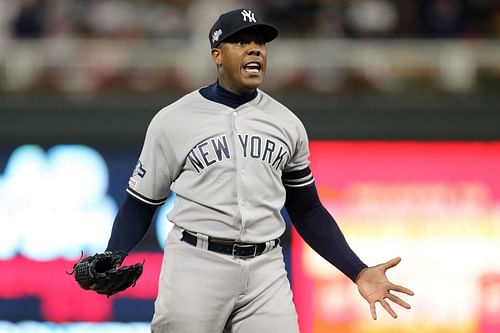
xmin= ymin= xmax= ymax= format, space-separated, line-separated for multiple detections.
xmin=128 ymin=88 xmax=313 ymax=332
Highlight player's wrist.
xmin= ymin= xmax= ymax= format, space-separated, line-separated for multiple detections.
xmin=355 ymin=267 xmax=369 ymax=284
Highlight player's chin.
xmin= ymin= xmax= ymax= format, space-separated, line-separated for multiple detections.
xmin=240 ymin=72 xmax=264 ymax=88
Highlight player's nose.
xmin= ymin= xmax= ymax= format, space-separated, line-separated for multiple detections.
xmin=246 ymin=42 xmax=265 ymax=56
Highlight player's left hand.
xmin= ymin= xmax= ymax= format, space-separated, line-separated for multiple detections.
xmin=355 ymin=257 xmax=414 ymax=320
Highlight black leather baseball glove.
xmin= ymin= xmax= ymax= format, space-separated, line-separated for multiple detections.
xmin=69 ymin=251 xmax=143 ymax=297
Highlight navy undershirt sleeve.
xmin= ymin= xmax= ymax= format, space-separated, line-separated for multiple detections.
xmin=284 ymin=182 xmax=367 ymax=282
xmin=105 ymin=193 xmax=158 ymax=254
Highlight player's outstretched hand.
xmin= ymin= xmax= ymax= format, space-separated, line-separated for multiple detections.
xmin=355 ymin=257 xmax=414 ymax=320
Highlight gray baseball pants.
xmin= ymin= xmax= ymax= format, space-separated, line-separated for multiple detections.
xmin=151 ymin=225 xmax=299 ymax=333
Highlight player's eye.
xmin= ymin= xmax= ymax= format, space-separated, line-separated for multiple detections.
xmin=238 ymin=40 xmax=252 ymax=46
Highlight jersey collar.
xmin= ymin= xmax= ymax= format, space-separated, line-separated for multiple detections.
xmin=199 ymin=81 xmax=258 ymax=109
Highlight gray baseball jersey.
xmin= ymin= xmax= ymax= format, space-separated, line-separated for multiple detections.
xmin=127 ymin=88 xmax=314 ymax=242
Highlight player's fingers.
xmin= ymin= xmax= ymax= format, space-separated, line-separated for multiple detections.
xmin=381 ymin=257 xmax=401 ymax=271
xmin=386 ymin=292 xmax=411 ymax=309
xmin=380 ymin=299 xmax=398 ymax=318
xmin=390 ymin=283 xmax=415 ymax=296
xmin=370 ymin=302 xmax=377 ymax=320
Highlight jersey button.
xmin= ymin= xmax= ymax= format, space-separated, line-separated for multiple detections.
xmin=233 ymin=112 xmax=238 ymax=117
xmin=241 ymin=169 xmax=245 ymax=175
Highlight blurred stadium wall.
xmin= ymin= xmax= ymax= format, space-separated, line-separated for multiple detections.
xmin=1 ymin=37 xmax=500 ymax=145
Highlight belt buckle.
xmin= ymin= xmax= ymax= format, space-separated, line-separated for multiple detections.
xmin=232 ymin=243 xmax=257 ymax=258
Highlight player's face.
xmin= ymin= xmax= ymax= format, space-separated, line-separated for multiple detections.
xmin=212 ymin=31 xmax=267 ymax=95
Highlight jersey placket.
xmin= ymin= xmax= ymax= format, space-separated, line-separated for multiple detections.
xmin=231 ymin=109 xmax=249 ymax=239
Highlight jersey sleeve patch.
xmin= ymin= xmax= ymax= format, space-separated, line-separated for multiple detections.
xmin=282 ymin=167 xmax=315 ymax=188
xmin=126 ymin=187 xmax=167 ymax=206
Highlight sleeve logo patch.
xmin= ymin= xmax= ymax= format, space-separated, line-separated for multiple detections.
xmin=133 ymin=160 xmax=147 ymax=178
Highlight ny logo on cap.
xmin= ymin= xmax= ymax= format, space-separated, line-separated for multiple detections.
xmin=241 ymin=9 xmax=256 ymax=23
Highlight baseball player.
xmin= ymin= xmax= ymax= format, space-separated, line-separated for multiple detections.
xmin=104 ymin=8 xmax=414 ymax=333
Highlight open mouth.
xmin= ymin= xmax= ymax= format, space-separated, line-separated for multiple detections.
xmin=243 ymin=61 xmax=262 ymax=74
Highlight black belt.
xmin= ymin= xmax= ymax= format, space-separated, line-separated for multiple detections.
xmin=181 ymin=230 xmax=280 ymax=258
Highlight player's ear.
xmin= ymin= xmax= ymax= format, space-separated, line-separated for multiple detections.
xmin=211 ymin=48 xmax=222 ymax=66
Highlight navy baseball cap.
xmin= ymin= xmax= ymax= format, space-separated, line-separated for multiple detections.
xmin=209 ymin=9 xmax=278 ymax=49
